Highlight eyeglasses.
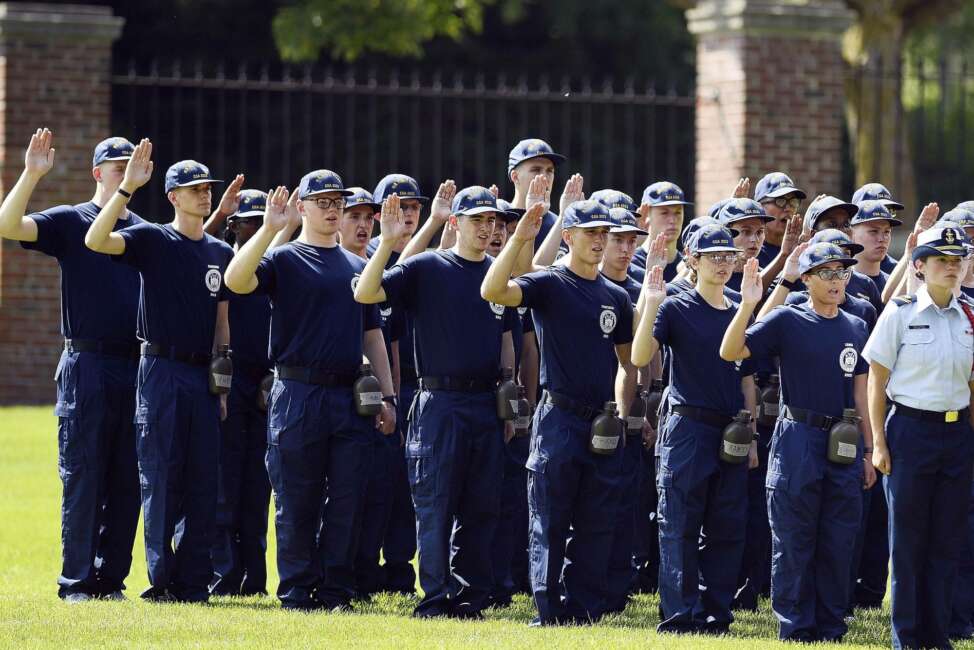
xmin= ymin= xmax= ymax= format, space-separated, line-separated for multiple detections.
xmin=698 ymin=252 xmax=740 ymax=265
xmin=810 ymin=268 xmax=852 ymax=281
xmin=764 ymin=197 xmax=802 ymax=212
xmin=304 ymin=197 xmax=345 ymax=210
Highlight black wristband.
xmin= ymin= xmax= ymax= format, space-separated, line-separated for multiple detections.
xmin=780 ymin=277 xmax=800 ymax=291
xmin=117 ymin=187 xmax=132 ymax=199
xmin=752 ymin=433 xmax=760 ymax=441
xmin=382 ymin=395 xmax=398 ymax=407
xmin=864 ymin=447 xmax=873 ymax=454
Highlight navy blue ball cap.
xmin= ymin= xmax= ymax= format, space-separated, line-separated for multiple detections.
xmin=452 ymin=185 xmax=502 ymax=216
xmin=851 ymin=182 xmax=905 ymax=211
xmin=507 ymin=138 xmax=566 ymax=174
xmin=641 ymin=181 xmax=692 ymax=207
xmin=689 ymin=224 xmax=741 ymax=254
xmin=228 ymin=189 xmax=267 ymax=220
xmin=561 ymin=200 xmax=613 ymax=230
xmin=92 ymin=137 xmax=134 ymax=167
xmin=344 ymin=187 xmax=381 ymax=211
xmin=372 ymin=173 xmax=429 ymax=204
xmin=607 ymin=207 xmax=648 ymax=235
xmin=708 ymin=198 xmax=731 ymax=219
xmin=682 ymin=216 xmax=718 ymax=250
xmin=590 ymin=189 xmax=638 ymax=215
xmin=717 ymin=198 xmax=773 ymax=225
xmin=939 ymin=208 xmax=974 ymax=229
xmin=754 ymin=172 xmax=806 ymax=202
xmin=495 ymin=198 xmax=521 ymax=223
xmin=298 ymin=169 xmax=353 ymax=199
xmin=851 ymin=199 xmax=902 ymax=227
xmin=912 ymin=225 xmax=970 ymax=262
xmin=798 ymin=242 xmax=858 ymax=275
xmin=956 ymin=200 xmax=974 ymax=214
xmin=164 ymin=160 xmax=223 ymax=193
xmin=809 ymin=228 xmax=864 ymax=256
xmin=804 ymin=195 xmax=859 ymax=230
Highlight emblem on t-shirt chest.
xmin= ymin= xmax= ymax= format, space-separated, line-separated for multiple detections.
xmin=350 ymin=274 xmax=360 ymax=293
xmin=599 ymin=307 xmax=617 ymax=337
xmin=205 ymin=266 xmax=222 ymax=296
xmin=839 ymin=344 xmax=858 ymax=376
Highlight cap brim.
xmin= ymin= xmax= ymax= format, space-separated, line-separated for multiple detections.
xmin=879 ymin=199 xmax=905 ymax=211
xmin=303 ymin=188 xmax=355 ymax=198
xmin=96 ymin=155 xmax=132 ymax=164
xmin=564 ymin=220 xmax=614 ymax=230
xmin=913 ymin=244 xmax=968 ymax=261
xmin=693 ymin=245 xmax=741 ymax=254
xmin=500 ymin=210 xmax=521 ymax=223
xmin=650 ymin=200 xmax=693 ymax=207
xmin=229 ymin=210 xmax=264 ymax=219
xmin=840 ymin=242 xmax=865 ymax=255
xmin=457 ymin=206 xmax=504 ymax=216
xmin=852 ymin=216 xmax=903 ymax=227
xmin=174 ymin=178 xmax=224 ymax=189
xmin=609 ymin=225 xmax=649 ymax=235
xmin=726 ymin=214 xmax=774 ymax=224
xmin=801 ymin=257 xmax=859 ymax=274
xmin=346 ymin=201 xmax=381 ymax=211
xmin=764 ymin=186 xmax=807 ymax=200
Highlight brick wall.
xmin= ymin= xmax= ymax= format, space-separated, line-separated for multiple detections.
xmin=688 ymin=1 xmax=854 ymax=212
xmin=0 ymin=4 xmax=123 ymax=404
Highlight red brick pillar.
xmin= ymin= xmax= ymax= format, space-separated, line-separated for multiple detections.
xmin=0 ymin=3 xmax=123 ymax=404
xmin=687 ymin=0 xmax=854 ymax=211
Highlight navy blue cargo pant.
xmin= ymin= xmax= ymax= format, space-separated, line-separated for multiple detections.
xmin=733 ymin=420 xmax=773 ymax=610
xmin=54 ymin=349 xmax=140 ymax=598
xmin=950 ymin=479 xmax=974 ymax=641
xmin=766 ymin=418 xmax=862 ymax=642
xmin=490 ymin=432 xmax=531 ymax=606
xmin=354 ymin=426 xmax=396 ymax=598
xmin=265 ymin=378 xmax=372 ymax=610
xmin=885 ymin=408 xmax=974 ymax=650
xmin=605 ymin=428 xmax=643 ymax=613
xmin=380 ymin=381 xmax=418 ymax=594
xmin=406 ymin=388 xmax=504 ymax=617
xmin=136 ymin=356 xmax=220 ymax=602
xmin=527 ymin=399 xmax=622 ymax=624
xmin=656 ymin=413 xmax=748 ymax=633
xmin=210 ymin=363 xmax=271 ymax=596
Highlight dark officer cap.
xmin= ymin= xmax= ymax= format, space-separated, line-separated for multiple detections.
xmin=507 ymin=138 xmax=566 ymax=174
xmin=717 ymin=198 xmax=773 ymax=225
xmin=754 ymin=172 xmax=806 ymax=203
xmin=372 ymin=173 xmax=429 ymax=204
xmin=804 ymin=195 xmax=859 ymax=231
xmin=92 ymin=137 xmax=134 ymax=167
xmin=452 ymin=186 xmax=503 ymax=216
xmin=607 ymin=207 xmax=648 ymax=235
xmin=912 ymin=225 xmax=970 ymax=262
xmin=561 ymin=200 xmax=613 ymax=230
xmin=591 ymin=189 xmax=638 ymax=215
xmin=495 ymin=198 xmax=522 ymax=223
xmin=939 ymin=208 xmax=974 ymax=229
xmin=641 ymin=181 xmax=692 ymax=207
xmin=344 ymin=187 xmax=381 ymax=211
xmin=799 ymin=242 xmax=858 ymax=275
xmin=164 ymin=160 xmax=223 ymax=193
xmin=851 ymin=199 xmax=903 ymax=227
xmin=689 ymin=224 xmax=741 ymax=254
xmin=298 ymin=169 xmax=353 ymax=199
xmin=852 ymin=182 xmax=905 ymax=212
xmin=227 ymin=189 xmax=267 ymax=222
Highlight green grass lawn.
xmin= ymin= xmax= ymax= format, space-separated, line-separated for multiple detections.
xmin=0 ymin=404 xmax=966 ymax=648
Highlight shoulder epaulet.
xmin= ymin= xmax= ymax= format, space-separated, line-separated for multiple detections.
xmin=891 ymin=294 xmax=916 ymax=306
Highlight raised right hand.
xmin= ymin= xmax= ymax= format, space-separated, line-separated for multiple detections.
xmin=513 ymin=202 xmax=545 ymax=243
xmin=558 ymin=174 xmax=584 ymax=215
xmin=122 ymin=138 xmax=154 ymax=191
xmin=25 ymin=128 xmax=55 ymax=177
xmin=430 ymin=180 xmax=456 ymax=224
xmin=642 ymin=264 xmax=667 ymax=307
xmin=741 ymin=257 xmax=763 ymax=305
xmin=915 ymin=203 xmax=938 ymax=233
xmin=263 ymin=186 xmax=290 ymax=232
xmin=380 ymin=194 xmax=408 ymax=243
xmin=526 ymin=174 xmax=549 ymax=213
xmin=732 ymin=177 xmax=750 ymax=199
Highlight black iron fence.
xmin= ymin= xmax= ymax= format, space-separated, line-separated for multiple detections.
xmin=111 ymin=60 xmax=696 ymax=222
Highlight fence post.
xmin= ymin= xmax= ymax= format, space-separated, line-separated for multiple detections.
xmin=686 ymin=0 xmax=854 ymax=211
xmin=0 ymin=3 xmax=124 ymax=404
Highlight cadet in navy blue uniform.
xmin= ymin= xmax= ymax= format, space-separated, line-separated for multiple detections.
xmin=853 ymin=182 xmax=905 ymax=275
xmin=851 ymin=200 xmax=901 ymax=299
xmin=721 ymin=243 xmax=876 ymax=642
xmin=754 ymin=172 xmax=806 ymax=270
xmin=224 ymin=173 xmax=396 ymax=611
xmin=600 ymin=208 xmax=649 ymax=613
xmin=85 ymin=142 xmax=233 ymax=603
xmin=864 ymin=225 xmax=974 ymax=650
xmin=716 ymin=199 xmax=774 ymax=293
xmin=205 ymin=190 xmax=273 ymax=597
xmin=369 ymin=173 xmax=425 ymax=595
xmin=629 ymin=181 xmax=692 ymax=283
xmin=356 ymin=186 xmax=516 ymax=619
xmin=0 ymin=131 xmax=142 ymax=601
xmin=482 ymin=199 xmax=638 ymax=626
xmin=633 ymin=224 xmax=758 ymax=634
xmin=506 ymin=138 xmax=566 ymax=251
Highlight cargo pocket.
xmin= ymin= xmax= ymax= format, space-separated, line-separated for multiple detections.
xmin=54 ymin=401 xmax=83 ymax=475
xmin=135 ymin=405 xmax=159 ymax=472
xmin=525 ymin=451 xmax=547 ymax=475
xmin=765 ymin=470 xmax=789 ymax=492
xmin=405 ymin=442 xmax=433 ymax=489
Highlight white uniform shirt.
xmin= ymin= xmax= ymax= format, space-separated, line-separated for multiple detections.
xmin=863 ymin=285 xmax=974 ymax=412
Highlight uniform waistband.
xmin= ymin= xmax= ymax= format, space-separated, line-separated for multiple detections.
xmin=781 ymin=404 xmax=838 ymax=431
xmin=65 ymin=338 xmax=140 ymax=360
xmin=671 ymin=404 xmax=734 ymax=429
xmin=141 ymin=342 xmax=211 ymax=367
xmin=545 ymin=390 xmax=601 ymax=422
xmin=892 ymin=402 xmax=970 ymax=424
xmin=276 ymin=365 xmax=356 ymax=387
xmin=420 ymin=375 xmax=496 ymax=393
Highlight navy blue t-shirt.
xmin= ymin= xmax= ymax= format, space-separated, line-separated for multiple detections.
xmin=515 ymin=266 xmax=634 ymax=406
xmin=367 ymin=240 xmax=417 ymax=383
xmin=962 ymin=286 xmax=974 ymax=300
xmin=654 ymin=290 xmax=753 ymax=416
xmin=22 ymin=202 xmax=142 ymax=344
xmin=757 ymin=241 xmax=781 ymax=269
xmin=880 ymin=253 xmax=897 ymax=275
xmin=382 ymin=249 xmax=513 ymax=379
xmin=785 ymin=290 xmax=877 ymax=332
xmin=862 ymin=270 xmax=888 ymax=301
xmin=254 ymin=242 xmax=380 ymax=371
xmin=745 ymin=303 xmax=868 ymax=418
xmin=606 ymin=272 xmax=641 ymax=305
xmin=228 ymin=290 xmax=271 ymax=367
xmin=629 ymin=248 xmax=682 ymax=284
xmin=116 ymin=222 xmax=233 ymax=355
xmin=779 ymin=268 xmax=882 ymax=314
xmin=666 ymin=276 xmax=741 ymax=302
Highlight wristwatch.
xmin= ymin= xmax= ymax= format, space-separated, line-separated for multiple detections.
xmin=780 ymin=277 xmax=801 ymax=291
xmin=382 ymin=395 xmax=398 ymax=408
